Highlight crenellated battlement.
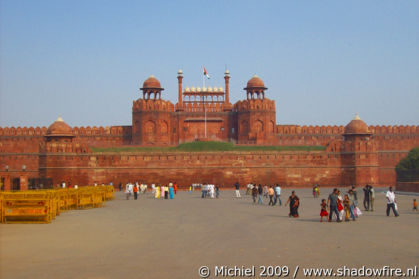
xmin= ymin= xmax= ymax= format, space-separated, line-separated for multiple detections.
xmin=276 ymin=125 xmax=345 ymax=135
xmin=369 ymin=125 xmax=419 ymax=134
xmin=233 ymin=98 xmax=275 ymax=112
xmin=72 ymin=125 xmax=130 ymax=136
xmin=132 ymin=99 xmax=175 ymax=113
xmin=0 ymin=126 xmax=48 ymax=136
xmin=273 ymin=125 xmax=419 ymax=135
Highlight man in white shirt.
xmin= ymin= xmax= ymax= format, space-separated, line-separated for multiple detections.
xmin=274 ymin=184 xmax=282 ymax=206
xmin=386 ymin=187 xmax=399 ymax=217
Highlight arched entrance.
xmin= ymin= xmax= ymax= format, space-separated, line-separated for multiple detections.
xmin=12 ymin=178 xmax=20 ymax=191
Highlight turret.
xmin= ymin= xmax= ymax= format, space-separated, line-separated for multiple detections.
xmin=341 ymin=114 xmax=378 ymax=186
xmin=132 ymin=76 xmax=174 ymax=145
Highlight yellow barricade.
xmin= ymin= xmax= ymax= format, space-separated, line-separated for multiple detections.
xmin=0 ymin=186 xmax=113 ymax=224
xmin=1 ymin=198 xmax=51 ymax=224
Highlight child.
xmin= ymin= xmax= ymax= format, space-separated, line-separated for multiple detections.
xmin=344 ymin=195 xmax=351 ymax=221
xmin=320 ymin=199 xmax=328 ymax=222
xmin=413 ymin=199 xmax=417 ymax=211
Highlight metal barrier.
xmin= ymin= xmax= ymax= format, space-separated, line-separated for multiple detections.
xmin=0 ymin=186 xmax=114 ymax=224
xmin=1 ymin=198 xmax=51 ymax=224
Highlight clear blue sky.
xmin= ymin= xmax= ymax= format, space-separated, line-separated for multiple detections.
xmin=1 ymin=0 xmax=418 ymax=128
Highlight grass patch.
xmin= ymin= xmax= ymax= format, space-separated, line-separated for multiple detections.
xmin=91 ymin=141 xmax=325 ymax=153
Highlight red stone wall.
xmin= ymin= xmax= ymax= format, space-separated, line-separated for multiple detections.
xmin=39 ymin=151 xmax=343 ymax=188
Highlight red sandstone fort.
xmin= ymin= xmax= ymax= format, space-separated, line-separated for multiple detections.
xmin=1 ymin=70 xmax=418 ymax=190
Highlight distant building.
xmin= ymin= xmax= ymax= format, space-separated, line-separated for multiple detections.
xmin=0 ymin=70 xmax=418 ymax=189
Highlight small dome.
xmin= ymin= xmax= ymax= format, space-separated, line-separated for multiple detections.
xmin=208 ymin=86 xmax=213 ymax=92
xmin=142 ymin=75 xmax=162 ymax=89
xmin=218 ymin=87 xmax=223 ymax=92
xmin=197 ymin=87 xmax=201 ymax=92
xmin=191 ymin=86 xmax=196 ymax=91
xmin=202 ymin=86 xmax=207 ymax=91
xmin=225 ymin=69 xmax=230 ymax=75
xmin=246 ymin=74 xmax=266 ymax=88
xmin=177 ymin=69 xmax=183 ymax=75
xmin=47 ymin=117 xmax=73 ymax=137
xmin=344 ymin=114 xmax=371 ymax=135
xmin=185 ymin=87 xmax=190 ymax=92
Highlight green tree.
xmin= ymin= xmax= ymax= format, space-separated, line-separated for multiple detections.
xmin=396 ymin=147 xmax=419 ymax=171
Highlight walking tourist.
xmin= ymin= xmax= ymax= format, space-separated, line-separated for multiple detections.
xmin=257 ymin=184 xmax=263 ymax=205
xmin=216 ymin=185 xmax=220 ymax=198
xmin=343 ymin=194 xmax=351 ymax=221
xmin=351 ymin=186 xmax=358 ymax=206
xmin=234 ymin=182 xmax=241 ymax=198
xmin=164 ymin=185 xmax=169 ymax=199
xmin=274 ymin=184 xmax=282 ymax=206
xmin=413 ymin=199 xmax=417 ymax=211
xmin=126 ymin=183 xmax=133 ymax=200
xmin=386 ymin=187 xmax=399 ymax=217
xmin=133 ymin=184 xmax=138 ymax=200
xmin=209 ymin=184 xmax=215 ymax=198
xmin=363 ymin=184 xmax=371 ymax=211
xmin=252 ymin=185 xmax=258 ymax=203
xmin=155 ymin=185 xmax=161 ymax=199
xmin=369 ymin=185 xmax=375 ymax=211
xmin=348 ymin=190 xmax=357 ymax=221
xmin=320 ymin=199 xmax=328 ymax=222
xmin=201 ymin=183 xmax=206 ymax=198
xmin=246 ymin=183 xmax=252 ymax=195
xmin=268 ymin=186 xmax=275 ymax=206
xmin=285 ymin=191 xmax=300 ymax=218
xmin=169 ymin=185 xmax=174 ymax=199
xmin=174 ymin=182 xmax=178 ymax=194
xmin=327 ymin=188 xmax=341 ymax=222
xmin=263 ymin=185 xmax=268 ymax=198
xmin=337 ymin=190 xmax=344 ymax=221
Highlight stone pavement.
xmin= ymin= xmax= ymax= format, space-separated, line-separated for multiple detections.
xmin=1 ymin=187 xmax=418 ymax=279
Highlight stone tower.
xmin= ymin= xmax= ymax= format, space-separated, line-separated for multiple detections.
xmin=234 ymin=75 xmax=276 ymax=144
xmin=341 ymin=114 xmax=379 ymax=186
xmin=132 ymin=76 xmax=174 ymax=145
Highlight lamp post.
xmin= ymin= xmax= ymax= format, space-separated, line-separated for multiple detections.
xmin=5 ymin=165 xmax=8 ymax=172
xmin=22 ymin=165 xmax=26 ymax=171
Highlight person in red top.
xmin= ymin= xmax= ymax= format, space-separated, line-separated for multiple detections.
xmin=133 ymin=185 xmax=138 ymax=200
xmin=320 ymin=199 xmax=328 ymax=222
xmin=174 ymin=182 xmax=178 ymax=194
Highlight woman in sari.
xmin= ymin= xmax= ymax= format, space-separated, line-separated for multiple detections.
xmin=155 ymin=185 xmax=161 ymax=199
xmin=285 ymin=191 xmax=300 ymax=218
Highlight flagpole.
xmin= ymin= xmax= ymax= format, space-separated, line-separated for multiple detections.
xmin=202 ymin=70 xmax=207 ymax=138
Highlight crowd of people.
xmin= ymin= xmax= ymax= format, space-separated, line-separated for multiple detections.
xmin=124 ymin=182 xmax=178 ymax=200
xmin=200 ymin=183 xmax=220 ymax=199
xmin=119 ymin=180 xmax=413 ymax=221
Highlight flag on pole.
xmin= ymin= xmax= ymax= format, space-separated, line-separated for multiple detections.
xmin=203 ymin=67 xmax=210 ymax=79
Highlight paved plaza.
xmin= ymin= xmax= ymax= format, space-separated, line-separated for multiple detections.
xmin=1 ymin=187 xmax=418 ymax=279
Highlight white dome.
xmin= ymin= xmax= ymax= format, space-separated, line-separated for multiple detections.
xmin=202 ymin=86 xmax=207 ymax=91
xmin=191 ymin=86 xmax=196 ymax=91
xmin=196 ymin=87 xmax=201 ymax=92
xmin=219 ymin=87 xmax=223 ymax=92
xmin=184 ymin=87 xmax=190 ymax=92
xmin=208 ymin=86 xmax=213 ymax=92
